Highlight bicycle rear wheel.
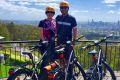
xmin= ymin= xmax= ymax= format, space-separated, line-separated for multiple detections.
xmin=72 ymin=61 xmax=86 ymax=80
xmin=102 ymin=61 xmax=116 ymax=80
xmin=7 ymin=69 xmax=37 ymax=80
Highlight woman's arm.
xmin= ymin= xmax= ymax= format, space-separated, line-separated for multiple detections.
xmin=39 ymin=27 xmax=44 ymax=41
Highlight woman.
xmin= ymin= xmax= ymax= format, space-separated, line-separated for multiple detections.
xmin=38 ymin=6 xmax=56 ymax=80
xmin=38 ymin=6 xmax=56 ymax=41
xmin=38 ymin=6 xmax=56 ymax=54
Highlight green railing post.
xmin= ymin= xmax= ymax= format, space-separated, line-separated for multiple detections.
xmin=105 ymin=42 xmax=108 ymax=61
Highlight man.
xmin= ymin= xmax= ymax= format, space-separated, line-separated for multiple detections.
xmin=56 ymin=1 xmax=77 ymax=45
xmin=56 ymin=1 xmax=78 ymax=80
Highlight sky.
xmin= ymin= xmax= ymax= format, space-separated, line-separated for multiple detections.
xmin=0 ymin=0 xmax=120 ymax=22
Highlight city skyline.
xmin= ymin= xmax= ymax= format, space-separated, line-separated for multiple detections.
xmin=0 ymin=0 xmax=120 ymax=22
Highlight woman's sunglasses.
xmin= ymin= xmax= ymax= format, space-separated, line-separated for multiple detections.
xmin=46 ymin=11 xmax=55 ymax=14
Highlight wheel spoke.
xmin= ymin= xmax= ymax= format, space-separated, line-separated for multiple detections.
xmin=103 ymin=71 xmax=113 ymax=80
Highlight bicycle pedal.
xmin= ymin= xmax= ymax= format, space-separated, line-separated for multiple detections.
xmin=74 ymin=73 xmax=79 ymax=76
xmin=86 ymin=67 xmax=94 ymax=73
xmin=86 ymin=70 xmax=92 ymax=74
xmin=86 ymin=68 xmax=94 ymax=74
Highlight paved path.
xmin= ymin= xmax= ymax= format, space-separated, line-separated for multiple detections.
xmin=1 ymin=77 xmax=120 ymax=80
xmin=1 ymin=71 xmax=120 ymax=80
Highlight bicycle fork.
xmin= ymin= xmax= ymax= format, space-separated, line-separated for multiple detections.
xmin=97 ymin=49 xmax=102 ymax=80
xmin=86 ymin=50 xmax=103 ymax=80
xmin=65 ymin=50 xmax=74 ymax=80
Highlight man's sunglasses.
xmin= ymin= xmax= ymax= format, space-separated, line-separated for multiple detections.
xmin=60 ymin=7 xmax=69 ymax=9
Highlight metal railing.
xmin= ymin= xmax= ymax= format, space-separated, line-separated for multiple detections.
xmin=0 ymin=40 xmax=120 ymax=78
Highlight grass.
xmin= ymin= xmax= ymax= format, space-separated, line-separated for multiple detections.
xmin=0 ymin=48 xmax=40 ymax=78
xmin=0 ymin=64 xmax=11 ymax=78
xmin=0 ymin=43 xmax=120 ymax=78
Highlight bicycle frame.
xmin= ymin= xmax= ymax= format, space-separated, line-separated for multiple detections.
xmin=65 ymin=49 xmax=74 ymax=80
xmin=97 ymin=44 xmax=110 ymax=80
xmin=8 ymin=35 xmax=85 ymax=80
xmin=95 ymin=45 xmax=103 ymax=80
xmin=17 ymin=50 xmax=49 ymax=79
xmin=84 ymin=34 xmax=114 ymax=80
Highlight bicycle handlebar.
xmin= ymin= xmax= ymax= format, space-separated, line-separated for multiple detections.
xmin=81 ymin=34 xmax=113 ymax=49
xmin=22 ymin=35 xmax=85 ymax=57
xmin=55 ymin=35 xmax=85 ymax=48
xmin=74 ymin=35 xmax=84 ymax=41
xmin=29 ymin=40 xmax=49 ymax=50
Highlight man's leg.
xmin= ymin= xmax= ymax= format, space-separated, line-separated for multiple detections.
xmin=67 ymin=64 xmax=73 ymax=80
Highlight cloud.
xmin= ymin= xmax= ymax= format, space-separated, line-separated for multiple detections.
xmin=36 ymin=0 xmax=60 ymax=3
xmin=107 ymin=4 xmax=116 ymax=7
xmin=0 ymin=0 xmax=45 ymax=20
xmin=17 ymin=2 xmax=31 ymax=6
xmin=107 ymin=9 xmax=120 ymax=15
xmin=35 ymin=2 xmax=59 ymax=9
xmin=102 ymin=0 xmax=120 ymax=9
xmin=103 ymin=0 xmax=120 ymax=4
xmin=7 ymin=0 xmax=60 ymax=2
xmin=70 ymin=10 xmax=89 ymax=22
xmin=71 ymin=10 xmax=81 ymax=13
xmin=108 ymin=10 xmax=115 ymax=14
xmin=80 ymin=10 xmax=88 ymax=13
xmin=94 ymin=8 xmax=101 ymax=10
xmin=117 ymin=9 xmax=120 ymax=14
xmin=71 ymin=10 xmax=88 ymax=14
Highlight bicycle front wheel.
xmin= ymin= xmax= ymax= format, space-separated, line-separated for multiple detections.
xmin=7 ymin=69 xmax=37 ymax=80
xmin=102 ymin=61 xmax=116 ymax=80
xmin=72 ymin=61 xmax=86 ymax=80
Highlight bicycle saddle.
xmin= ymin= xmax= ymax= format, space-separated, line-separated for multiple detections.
xmin=88 ymin=49 xmax=98 ymax=55
xmin=22 ymin=51 xmax=33 ymax=59
xmin=55 ymin=47 xmax=65 ymax=53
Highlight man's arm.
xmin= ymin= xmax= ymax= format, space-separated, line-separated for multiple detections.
xmin=73 ymin=27 xmax=77 ymax=41
xmin=71 ymin=16 xmax=77 ymax=41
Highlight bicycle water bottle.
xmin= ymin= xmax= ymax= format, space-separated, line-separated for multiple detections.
xmin=44 ymin=62 xmax=57 ymax=79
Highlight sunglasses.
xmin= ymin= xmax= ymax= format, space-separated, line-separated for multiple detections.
xmin=60 ymin=7 xmax=69 ymax=9
xmin=46 ymin=11 xmax=55 ymax=14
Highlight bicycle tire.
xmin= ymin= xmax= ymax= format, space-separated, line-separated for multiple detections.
xmin=7 ymin=69 xmax=37 ymax=80
xmin=72 ymin=61 xmax=87 ymax=80
xmin=102 ymin=61 xmax=116 ymax=80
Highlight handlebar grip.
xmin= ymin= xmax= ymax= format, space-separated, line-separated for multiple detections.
xmin=106 ymin=34 xmax=113 ymax=39
xmin=99 ymin=34 xmax=113 ymax=43
xmin=81 ymin=44 xmax=92 ymax=50
xmin=30 ymin=44 xmax=42 ymax=50
xmin=22 ymin=51 xmax=33 ymax=59
xmin=81 ymin=34 xmax=113 ymax=50
xmin=22 ymin=51 xmax=31 ymax=55
xmin=75 ymin=35 xmax=84 ymax=41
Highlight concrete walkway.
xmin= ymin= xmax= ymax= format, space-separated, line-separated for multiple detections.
xmin=1 ymin=71 xmax=120 ymax=80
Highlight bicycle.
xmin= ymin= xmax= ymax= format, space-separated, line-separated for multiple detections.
xmin=7 ymin=36 xmax=86 ymax=80
xmin=43 ymin=40 xmax=87 ymax=80
xmin=81 ymin=34 xmax=116 ymax=80
xmin=7 ymin=39 xmax=55 ymax=80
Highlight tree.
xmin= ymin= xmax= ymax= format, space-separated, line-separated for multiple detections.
xmin=0 ymin=23 xmax=10 ymax=40
xmin=6 ymin=22 xmax=16 ymax=40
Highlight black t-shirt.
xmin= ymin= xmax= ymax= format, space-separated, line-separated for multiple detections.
xmin=56 ymin=14 xmax=77 ymax=44
xmin=38 ymin=19 xmax=56 ymax=40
